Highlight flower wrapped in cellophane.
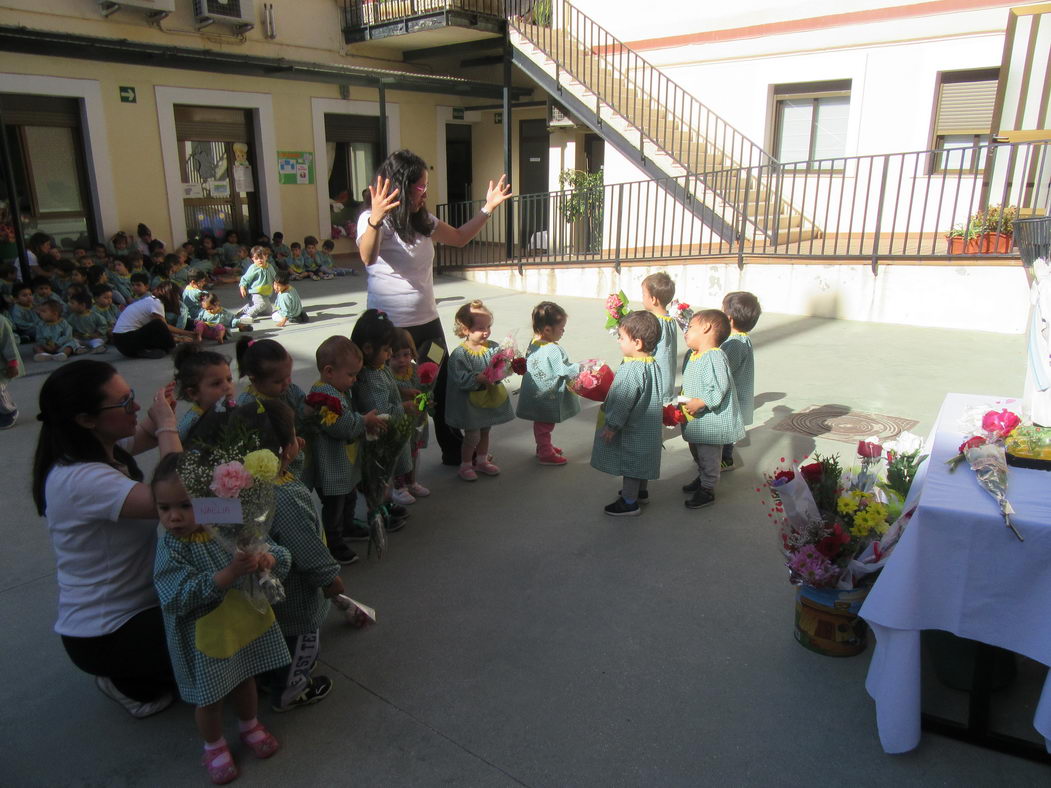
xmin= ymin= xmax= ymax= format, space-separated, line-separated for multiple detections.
xmin=670 ymin=299 xmax=694 ymax=333
xmin=481 ymin=333 xmax=523 ymax=385
xmin=179 ymin=402 xmax=286 ymax=611
xmin=604 ymin=290 xmax=631 ymax=334
xmin=964 ymin=442 xmax=1022 ymax=541
xmin=360 ymin=412 xmax=416 ymax=558
xmin=568 ymin=358 xmax=614 ymax=402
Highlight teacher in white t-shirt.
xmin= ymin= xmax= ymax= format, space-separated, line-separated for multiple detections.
xmin=32 ymin=360 xmax=182 ymax=718
xmin=357 ymin=149 xmax=512 ymax=465
xmin=112 ymin=282 xmax=194 ymax=359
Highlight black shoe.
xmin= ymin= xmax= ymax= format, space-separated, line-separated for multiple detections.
xmin=272 ymin=675 xmax=332 ymax=712
xmin=385 ymin=505 xmax=408 ymax=533
xmin=618 ymin=489 xmax=649 ymax=504
xmin=682 ymin=477 xmax=702 ymax=493
xmin=330 ymin=543 xmax=359 ymax=565
xmin=604 ymin=497 xmax=641 ymax=517
xmin=685 ymin=488 xmax=716 ymax=509
xmin=342 ymin=521 xmax=370 ymax=542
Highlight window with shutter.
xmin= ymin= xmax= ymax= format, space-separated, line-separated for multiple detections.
xmin=930 ymin=68 xmax=999 ymax=173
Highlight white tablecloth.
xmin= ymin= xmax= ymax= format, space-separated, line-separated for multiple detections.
xmin=860 ymin=392 xmax=1051 ymax=754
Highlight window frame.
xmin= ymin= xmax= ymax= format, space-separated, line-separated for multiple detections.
xmin=928 ymin=67 xmax=1000 ymax=175
xmin=770 ymin=80 xmax=852 ymax=173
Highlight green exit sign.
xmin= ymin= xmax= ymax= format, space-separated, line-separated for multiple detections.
xmin=119 ymin=86 xmax=136 ymax=103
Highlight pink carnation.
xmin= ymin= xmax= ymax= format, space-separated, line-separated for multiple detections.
xmin=981 ymin=409 xmax=1020 ymax=439
xmin=210 ymin=461 xmax=253 ymax=498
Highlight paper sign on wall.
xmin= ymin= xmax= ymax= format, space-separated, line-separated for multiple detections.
xmin=277 ymin=151 xmax=315 ymax=185
xmin=192 ymin=498 xmax=244 ymax=524
xmin=182 ymin=182 xmax=204 ymax=199
xmin=207 ymin=180 xmax=231 ymax=198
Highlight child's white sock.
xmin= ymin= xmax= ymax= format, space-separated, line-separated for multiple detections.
xmin=204 ymin=737 xmax=232 ymax=766
xmin=237 ymin=718 xmax=258 ymax=733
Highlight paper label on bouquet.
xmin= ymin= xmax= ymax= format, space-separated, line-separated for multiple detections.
xmin=426 ymin=343 xmax=445 ymax=365
xmin=348 ymin=597 xmax=376 ymax=622
xmin=192 ymin=497 xmax=244 ymax=524
xmin=677 ymin=395 xmax=691 ymax=404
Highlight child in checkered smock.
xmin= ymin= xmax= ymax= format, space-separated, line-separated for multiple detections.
xmin=680 ymin=309 xmax=745 ymax=510
xmin=719 ymin=291 xmax=761 ymax=471
xmin=249 ymin=399 xmax=343 ymax=713
xmin=515 ymin=301 xmax=580 ymax=466
xmin=390 ymin=328 xmax=431 ymax=501
xmin=172 ymin=343 xmax=236 ymax=441
xmin=150 ymin=453 xmax=290 ymax=785
xmin=444 ymin=300 xmax=514 ymax=481
xmin=591 ymin=311 xmax=664 ymax=517
xmin=351 ymin=310 xmax=415 ymax=505
xmin=641 ymin=272 xmax=679 ymax=405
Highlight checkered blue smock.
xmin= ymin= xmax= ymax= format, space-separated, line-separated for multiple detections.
xmin=353 ymin=365 xmax=411 ymax=476
xmin=590 ymin=357 xmax=663 ymax=480
xmin=308 ymin=381 xmax=364 ymax=496
xmin=680 ymin=348 xmax=745 ymax=446
xmin=445 ymin=342 xmax=515 ymax=430
xmin=238 ymin=384 xmax=313 ymax=488
xmin=720 ymin=332 xmax=755 ymax=426
xmin=393 ymin=366 xmax=429 ymax=449
xmin=653 ymin=314 xmax=680 ymax=405
xmin=515 ymin=341 xmax=580 ymax=423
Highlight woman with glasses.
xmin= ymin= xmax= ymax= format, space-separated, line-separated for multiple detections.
xmin=357 ymin=149 xmax=512 ymax=465
xmin=32 ymin=360 xmax=182 ymax=718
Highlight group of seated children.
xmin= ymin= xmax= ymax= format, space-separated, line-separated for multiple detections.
xmin=441 ymin=273 xmax=761 ymax=517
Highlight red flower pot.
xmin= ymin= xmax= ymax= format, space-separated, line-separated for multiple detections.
xmin=980 ymin=232 xmax=1012 ymax=253
xmin=946 ymin=235 xmax=981 ymax=254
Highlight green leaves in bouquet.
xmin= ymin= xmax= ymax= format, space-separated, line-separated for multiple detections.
xmin=360 ymin=413 xmax=416 ymax=506
xmin=805 ymin=452 xmax=842 ymax=518
xmin=877 ymin=449 xmax=927 ymax=510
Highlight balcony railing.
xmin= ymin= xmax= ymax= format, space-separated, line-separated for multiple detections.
xmin=435 ymin=139 xmax=1051 ymax=271
xmin=342 ymin=0 xmax=529 ymax=30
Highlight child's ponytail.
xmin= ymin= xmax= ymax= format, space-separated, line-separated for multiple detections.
xmin=350 ymin=309 xmax=396 ymax=365
xmin=236 ymin=337 xmax=289 ymax=380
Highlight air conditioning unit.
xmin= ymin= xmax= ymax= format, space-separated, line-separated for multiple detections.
xmin=193 ymin=0 xmax=255 ymax=33
xmin=98 ymin=0 xmax=175 ymax=19
xmin=548 ymin=101 xmax=579 ymax=130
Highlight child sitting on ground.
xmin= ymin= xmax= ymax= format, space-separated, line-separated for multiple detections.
xmin=256 ymin=398 xmax=342 ymax=713
xmin=66 ymin=290 xmax=109 ymax=353
xmin=151 ymin=451 xmax=288 ymax=785
xmin=641 ymin=272 xmax=679 ymax=405
xmin=445 ymin=299 xmax=515 ymax=481
xmin=238 ymin=246 xmax=275 ymax=320
xmin=91 ymin=285 xmax=120 ymax=332
xmin=301 ymin=237 xmax=330 ymax=281
xmin=389 ymin=328 xmax=430 ymax=500
xmin=129 ymin=272 xmax=151 ymax=300
xmin=11 ymin=282 xmax=39 ymax=343
xmin=182 ymin=269 xmax=208 ymax=324
xmin=320 ymin=239 xmax=352 ymax=276
xmin=270 ymin=232 xmax=290 ymax=266
xmin=719 ymin=291 xmax=761 ymax=471
xmin=173 ymin=343 xmax=236 ymax=439
xmin=196 ymin=292 xmax=252 ymax=344
xmin=33 ymin=300 xmax=79 ymax=361
xmin=221 ymin=230 xmax=242 ymax=267
xmin=310 ymin=336 xmax=383 ymax=565
xmin=109 ymin=259 xmax=134 ymax=303
xmin=287 ymin=243 xmax=306 ymax=280
xmin=680 ymin=309 xmax=744 ymax=509
xmin=516 ymin=301 xmax=580 ymax=466
xmin=31 ymin=275 xmax=65 ymax=310
xmin=590 ymin=310 xmax=663 ymax=516
xmin=271 ymin=271 xmax=308 ymax=326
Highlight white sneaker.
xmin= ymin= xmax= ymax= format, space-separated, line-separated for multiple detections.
xmin=33 ymin=352 xmax=50 ymax=362
xmin=95 ymin=676 xmax=175 ymax=719
xmin=391 ymin=487 xmax=416 ymax=506
xmin=408 ymin=482 xmax=430 ymax=497
xmin=53 ymin=353 xmax=69 ymax=362
xmin=91 ymin=344 xmax=108 ymax=354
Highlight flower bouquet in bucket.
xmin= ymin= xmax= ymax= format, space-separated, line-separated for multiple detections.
xmin=569 ymin=358 xmax=614 ymax=402
xmin=179 ymin=401 xmax=287 ymax=612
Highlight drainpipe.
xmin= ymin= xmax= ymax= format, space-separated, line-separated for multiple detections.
xmin=377 ymin=83 xmax=388 ymax=162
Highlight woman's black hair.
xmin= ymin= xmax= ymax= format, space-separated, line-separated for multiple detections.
xmin=235 ymin=336 xmax=289 ymax=380
xmin=151 ymin=280 xmax=182 ymax=314
xmin=173 ymin=344 xmax=230 ymax=401
xmin=375 ymin=149 xmax=434 ymax=245
xmin=150 ymin=451 xmax=183 ymax=491
xmin=32 ymin=360 xmax=143 ymax=515
xmin=350 ymin=309 xmax=396 ymax=365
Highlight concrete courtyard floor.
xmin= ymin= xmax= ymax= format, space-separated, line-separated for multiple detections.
xmin=1 ymin=270 xmax=1047 ymax=786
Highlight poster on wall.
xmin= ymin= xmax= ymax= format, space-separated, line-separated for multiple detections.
xmin=182 ymin=182 xmax=204 ymax=199
xmin=207 ymin=180 xmax=231 ymax=198
xmin=232 ymin=142 xmax=255 ymax=192
xmin=278 ymin=151 xmax=315 ymax=185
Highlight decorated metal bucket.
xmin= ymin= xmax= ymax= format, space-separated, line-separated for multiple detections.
xmin=794 ymin=585 xmax=869 ymax=657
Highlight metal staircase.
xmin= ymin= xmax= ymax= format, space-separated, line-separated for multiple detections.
xmin=508 ymin=3 xmax=821 ymax=245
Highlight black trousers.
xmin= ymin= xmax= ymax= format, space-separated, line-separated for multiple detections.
xmin=405 ymin=317 xmax=462 ymax=461
xmin=318 ymin=488 xmax=358 ymax=546
xmin=60 ymin=606 xmax=176 ymax=702
xmin=112 ymin=319 xmax=175 ymax=358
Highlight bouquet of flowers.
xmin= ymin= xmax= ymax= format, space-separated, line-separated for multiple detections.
xmin=604 ymin=290 xmax=631 ymax=334
xmin=481 ymin=334 xmax=524 ymax=385
xmin=946 ymin=406 xmax=1023 ymax=540
xmin=333 ymin=594 xmax=377 ymax=628
xmin=178 ymin=403 xmax=286 ymax=611
xmin=360 ymin=412 xmax=416 ymax=558
xmin=670 ymin=299 xmax=694 ymax=332
xmin=568 ymin=358 xmax=614 ymax=402
xmin=662 ymin=402 xmax=687 ymax=427
xmin=764 ymin=439 xmax=926 ymax=590
xmin=413 ymin=361 xmax=439 ymax=415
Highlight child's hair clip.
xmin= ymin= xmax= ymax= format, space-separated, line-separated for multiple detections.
xmin=248 ymin=339 xmax=255 ymax=346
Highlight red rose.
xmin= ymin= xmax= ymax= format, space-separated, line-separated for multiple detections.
xmin=417 ymin=361 xmax=439 ymax=385
xmin=511 ymin=356 xmax=527 ymax=376
xmin=306 ymin=392 xmax=342 ymax=415
xmin=774 ymin=469 xmax=795 ymax=483
xmin=662 ymin=403 xmax=686 ymax=426
xmin=857 ymin=440 xmax=883 ymax=459
xmin=816 ymin=523 xmax=850 ymax=559
xmin=958 ymin=435 xmax=986 ymax=454
xmin=799 ymin=462 xmax=824 ymax=483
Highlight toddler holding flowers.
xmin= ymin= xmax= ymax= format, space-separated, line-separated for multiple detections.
xmin=445 ymin=299 xmax=515 ymax=481
xmin=516 ymin=301 xmax=580 ymax=466
xmin=389 ymin=327 xmax=431 ymax=498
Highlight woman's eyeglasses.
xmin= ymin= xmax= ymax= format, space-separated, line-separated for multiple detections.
xmin=98 ymin=389 xmax=136 ymax=414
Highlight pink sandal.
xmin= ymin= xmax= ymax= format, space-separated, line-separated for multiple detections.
xmin=202 ymin=742 xmax=238 ymax=784
xmin=240 ymin=722 xmax=280 ymax=759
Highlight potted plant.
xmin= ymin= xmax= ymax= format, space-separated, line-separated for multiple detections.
xmin=558 ymin=168 xmax=604 ymax=254
xmin=979 ymin=204 xmax=1017 ymax=253
xmin=945 ymin=222 xmax=981 ymax=255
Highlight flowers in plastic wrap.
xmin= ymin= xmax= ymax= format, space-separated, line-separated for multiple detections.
xmin=762 ymin=448 xmax=921 ymax=590
xmin=481 ymin=335 xmax=522 ymax=385
xmin=333 ymin=594 xmax=376 ymax=628
xmin=878 ymin=430 xmax=928 ymax=510
xmin=413 ymin=360 xmax=440 ymax=415
xmin=568 ymin=358 xmax=614 ymax=402
xmin=360 ymin=412 xmax=415 ymax=558
xmin=964 ymin=442 xmax=1022 ymax=541
xmin=178 ymin=405 xmax=286 ymax=611
xmin=662 ymin=402 xmax=687 ymax=427
xmin=854 ymin=438 xmax=884 ymax=492
xmin=604 ymin=290 xmax=631 ymax=333
xmin=670 ymin=299 xmax=694 ymax=332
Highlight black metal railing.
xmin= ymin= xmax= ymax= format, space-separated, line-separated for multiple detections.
xmin=341 ymin=0 xmax=530 ymax=29
xmin=435 ymin=139 xmax=1051 ymax=270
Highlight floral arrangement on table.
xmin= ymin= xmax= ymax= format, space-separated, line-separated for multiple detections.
xmin=669 ymin=299 xmax=694 ymax=332
xmin=946 ymin=405 xmax=1025 ymax=541
xmin=481 ymin=334 xmax=525 ymax=385
xmin=764 ymin=432 xmax=927 ymax=591
xmin=604 ymin=290 xmax=631 ymax=334
xmin=569 ymin=358 xmax=614 ymax=402
xmin=360 ymin=412 xmax=416 ymax=558
xmin=178 ymin=404 xmax=286 ymax=611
